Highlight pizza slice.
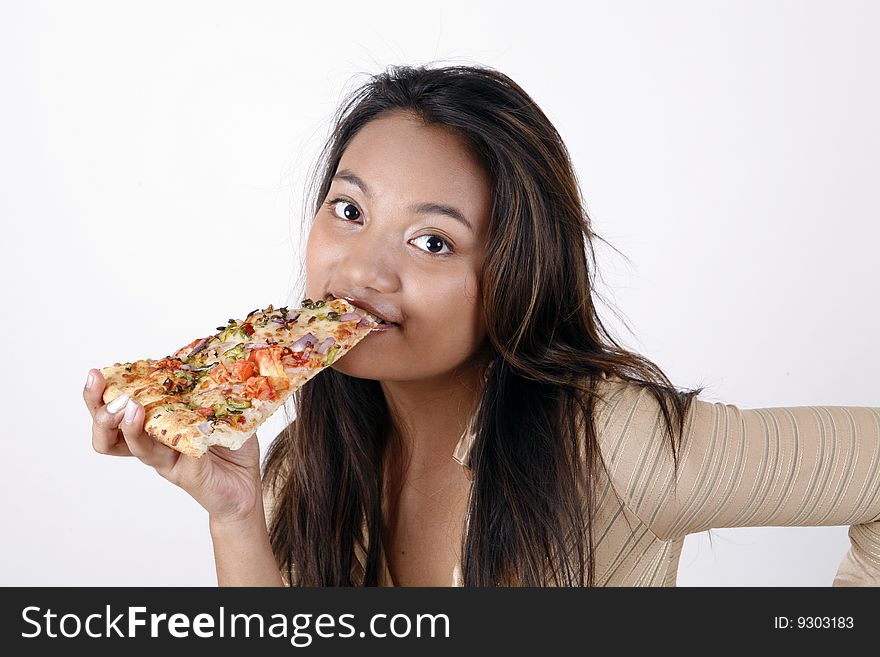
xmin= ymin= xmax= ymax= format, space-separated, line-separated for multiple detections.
xmin=100 ymin=296 xmax=381 ymax=457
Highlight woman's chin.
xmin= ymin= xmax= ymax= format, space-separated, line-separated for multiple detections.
xmin=329 ymin=351 xmax=391 ymax=379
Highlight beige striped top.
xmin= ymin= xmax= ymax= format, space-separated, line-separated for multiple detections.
xmin=264 ymin=372 xmax=880 ymax=586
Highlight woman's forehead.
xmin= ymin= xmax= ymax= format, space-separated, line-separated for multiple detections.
xmin=337 ymin=113 xmax=491 ymax=206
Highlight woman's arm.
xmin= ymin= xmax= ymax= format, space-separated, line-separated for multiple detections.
xmin=85 ymin=368 xmax=286 ymax=586
xmin=209 ymin=486 xmax=284 ymax=587
xmin=832 ymin=522 xmax=880 ymax=586
xmin=209 ymin=474 xmax=283 ymax=586
xmin=594 ymin=376 xmax=880 ymax=585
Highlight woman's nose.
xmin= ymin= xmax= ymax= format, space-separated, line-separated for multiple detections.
xmin=335 ymin=230 xmax=400 ymax=292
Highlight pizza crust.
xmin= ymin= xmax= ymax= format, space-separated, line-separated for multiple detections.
xmin=143 ymin=408 xmax=209 ymax=458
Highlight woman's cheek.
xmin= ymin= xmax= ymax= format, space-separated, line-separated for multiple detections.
xmin=306 ymin=225 xmax=333 ymax=270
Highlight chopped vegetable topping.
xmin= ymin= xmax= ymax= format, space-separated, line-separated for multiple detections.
xmin=220 ymin=325 xmax=250 ymax=342
xmin=209 ymin=363 xmax=234 ymax=385
xmin=249 ymin=347 xmax=290 ymax=390
xmin=243 ymin=376 xmax=276 ymax=401
xmin=179 ymin=338 xmax=201 ymax=352
xmin=323 ymin=345 xmax=341 ymax=366
xmin=281 ymin=348 xmax=311 ymax=368
xmin=230 ymin=359 xmax=255 ymax=382
xmin=161 ymin=369 xmax=196 ymax=394
xmin=222 ymin=344 xmax=246 ymax=361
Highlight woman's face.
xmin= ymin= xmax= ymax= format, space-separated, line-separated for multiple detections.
xmin=305 ymin=110 xmax=492 ymax=382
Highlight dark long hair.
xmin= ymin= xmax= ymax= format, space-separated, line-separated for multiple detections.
xmin=263 ymin=63 xmax=705 ymax=586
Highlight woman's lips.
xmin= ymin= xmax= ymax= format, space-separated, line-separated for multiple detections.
xmin=370 ymin=322 xmax=399 ymax=332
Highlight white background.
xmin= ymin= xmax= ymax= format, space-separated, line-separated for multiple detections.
xmin=1 ymin=0 xmax=877 ymax=586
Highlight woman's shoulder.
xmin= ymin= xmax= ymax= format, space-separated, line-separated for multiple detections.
xmin=592 ymin=372 xmax=658 ymax=421
xmin=590 ymin=372 xmax=685 ymax=466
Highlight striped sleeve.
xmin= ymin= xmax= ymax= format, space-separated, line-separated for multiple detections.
xmin=594 ymin=377 xmax=880 ymax=585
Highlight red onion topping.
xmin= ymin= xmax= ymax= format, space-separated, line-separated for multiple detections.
xmin=315 ymin=337 xmax=335 ymax=354
xmin=291 ymin=332 xmax=317 ymax=352
xmin=189 ymin=337 xmax=210 ymax=357
xmin=205 ymin=341 xmax=238 ymax=354
xmin=339 ymin=312 xmax=362 ymax=322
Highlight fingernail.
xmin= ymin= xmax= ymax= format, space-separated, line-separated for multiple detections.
xmin=106 ymin=393 xmax=130 ymax=414
xmin=124 ymin=399 xmax=138 ymax=423
xmin=85 ymin=372 xmax=95 ymax=389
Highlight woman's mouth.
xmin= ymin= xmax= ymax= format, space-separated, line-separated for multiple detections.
xmin=371 ymin=320 xmax=399 ymax=332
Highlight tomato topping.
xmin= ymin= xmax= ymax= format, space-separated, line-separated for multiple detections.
xmin=156 ymin=357 xmax=183 ymax=370
xmin=209 ymin=363 xmax=233 ymax=384
xmin=195 ymin=407 xmax=213 ymax=418
xmin=250 ymin=348 xmax=269 ymax=369
xmin=268 ymin=376 xmax=289 ymax=391
xmin=281 ymin=346 xmax=311 ymax=368
xmin=243 ymin=376 xmax=276 ymax=401
xmin=230 ymin=360 xmax=255 ymax=382
xmin=250 ymin=347 xmax=290 ymax=390
xmin=242 ymin=322 xmax=255 ymax=336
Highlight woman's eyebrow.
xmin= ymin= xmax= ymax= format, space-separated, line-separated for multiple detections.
xmin=332 ymin=169 xmax=474 ymax=233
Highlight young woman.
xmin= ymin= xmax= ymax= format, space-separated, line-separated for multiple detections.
xmin=84 ymin=64 xmax=880 ymax=587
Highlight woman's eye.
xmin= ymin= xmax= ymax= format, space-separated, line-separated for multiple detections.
xmin=411 ymin=234 xmax=453 ymax=256
xmin=330 ymin=199 xmax=360 ymax=221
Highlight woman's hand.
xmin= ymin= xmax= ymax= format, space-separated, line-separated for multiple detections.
xmin=84 ymin=368 xmax=264 ymax=524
